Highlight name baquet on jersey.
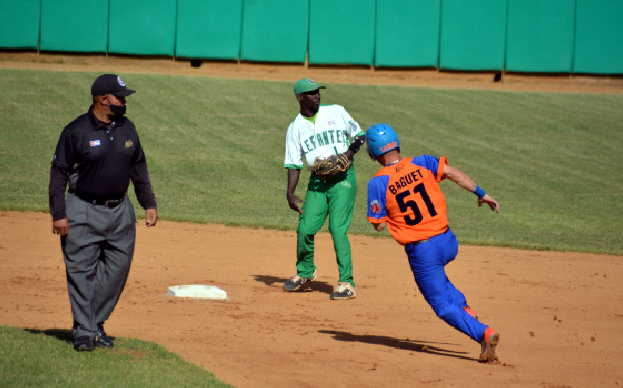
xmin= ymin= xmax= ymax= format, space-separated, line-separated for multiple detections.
xmin=367 ymin=155 xmax=449 ymax=245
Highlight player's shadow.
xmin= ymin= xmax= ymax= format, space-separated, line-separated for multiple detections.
xmin=252 ymin=274 xmax=334 ymax=295
xmin=319 ymin=330 xmax=478 ymax=362
xmin=25 ymin=328 xmax=74 ymax=344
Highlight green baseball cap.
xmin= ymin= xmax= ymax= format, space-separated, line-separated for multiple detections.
xmin=293 ymin=78 xmax=326 ymax=94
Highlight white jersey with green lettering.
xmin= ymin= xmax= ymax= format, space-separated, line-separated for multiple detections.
xmin=284 ymin=104 xmax=364 ymax=169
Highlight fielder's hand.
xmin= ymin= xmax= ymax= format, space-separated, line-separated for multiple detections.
xmin=287 ymin=192 xmax=303 ymax=214
xmin=479 ymin=194 xmax=500 ymax=213
xmin=348 ymin=135 xmax=366 ymax=154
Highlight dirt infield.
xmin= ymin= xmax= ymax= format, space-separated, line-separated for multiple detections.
xmin=1 ymin=211 xmax=622 ymax=387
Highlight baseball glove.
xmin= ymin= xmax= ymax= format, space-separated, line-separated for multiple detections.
xmin=311 ymin=153 xmax=351 ymax=178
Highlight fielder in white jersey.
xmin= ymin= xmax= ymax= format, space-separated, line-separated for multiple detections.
xmin=283 ymin=78 xmax=364 ymax=300
xmin=284 ymin=104 xmax=362 ymax=168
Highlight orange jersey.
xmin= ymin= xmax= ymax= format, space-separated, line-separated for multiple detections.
xmin=367 ymin=156 xmax=449 ymax=245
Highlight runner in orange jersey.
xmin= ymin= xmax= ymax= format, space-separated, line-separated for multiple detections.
xmin=365 ymin=123 xmax=501 ymax=363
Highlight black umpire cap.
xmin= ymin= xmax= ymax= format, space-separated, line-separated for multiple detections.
xmin=91 ymin=74 xmax=136 ymax=96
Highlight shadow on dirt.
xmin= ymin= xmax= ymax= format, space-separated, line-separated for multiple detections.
xmin=252 ymin=274 xmax=334 ymax=295
xmin=319 ymin=330 xmax=477 ymax=361
xmin=25 ymin=328 xmax=73 ymax=344
xmin=25 ymin=328 xmax=117 ymax=344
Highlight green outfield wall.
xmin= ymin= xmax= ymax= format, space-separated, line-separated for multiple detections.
xmin=39 ymin=0 xmax=108 ymax=53
xmin=309 ymin=0 xmax=375 ymax=65
xmin=241 ymin=0 xmax=307 ymax=63
xmin=439 ymin=0 xmax=506 ymax=71
xmin=0 ymin=0 xmax=40 ymax=49
xmin=574 ymin=0 xmax=623 ymax=74
xmin=506 ymin=0 xmax=575 ymax=73
xmin=176 ymin=0 xmax=242 ymax=60
xmin=1 ymin=0 xmax=621 ymax=74
xmin=375 ymin=0 xmax=440 ymax=67
xmin=109 ymin=0 xmax=176 ymax=56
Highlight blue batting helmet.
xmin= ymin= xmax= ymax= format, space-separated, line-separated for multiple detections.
xmin=366 ymin=123 xmax=400 ymax=159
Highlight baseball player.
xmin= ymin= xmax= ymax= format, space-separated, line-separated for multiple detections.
xmin=283 ymin=78 xmax=365 ymax=300
xmin=365 ymin=123 xmax=501 ymax=363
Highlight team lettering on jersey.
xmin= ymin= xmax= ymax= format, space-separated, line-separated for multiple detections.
xmin=302 ymin=129 xmax=350 ymax=155
xmin=367 ymin=156 xmax=449 ymax=245
xmin=387 ymin=169 xmax=425 ymax=195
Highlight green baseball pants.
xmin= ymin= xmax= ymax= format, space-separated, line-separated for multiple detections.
xmin=296 ymin=167 xmax=356 ymax=285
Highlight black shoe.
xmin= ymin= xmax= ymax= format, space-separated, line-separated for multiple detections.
xmin=74 ymin=336 xmax=95 ymax=352
xmin=95 ymin=325 xmax=114 ymax=348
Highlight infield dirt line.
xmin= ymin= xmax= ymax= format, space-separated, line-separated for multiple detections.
xmin=1 ymin=52 xmax=622 ymax=94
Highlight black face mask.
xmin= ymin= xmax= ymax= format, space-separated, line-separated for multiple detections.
xmin=108 ymin=104 xmax=126 ymax=118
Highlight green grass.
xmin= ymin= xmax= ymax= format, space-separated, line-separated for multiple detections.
xmin=0 ymin=325 xmax=231 ymax=387
xmin=1 ymin=68 xmax=622 ymax=254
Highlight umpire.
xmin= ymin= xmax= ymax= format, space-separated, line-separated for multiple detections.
xmin=49 ymin=74 xmax=158 ymax=351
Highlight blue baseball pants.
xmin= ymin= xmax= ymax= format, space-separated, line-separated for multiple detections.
xmin=405 ymin=228 xmax=487 ymax=343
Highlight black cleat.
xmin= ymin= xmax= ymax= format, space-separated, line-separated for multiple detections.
xmin=74 ymin=336 xmax=95 ymax=352
xmin=95 ymin=325 xmax=114 ymax=348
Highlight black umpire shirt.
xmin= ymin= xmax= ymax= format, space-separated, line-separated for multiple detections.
xmin=49 ymin=106 xmax=157 ymax=220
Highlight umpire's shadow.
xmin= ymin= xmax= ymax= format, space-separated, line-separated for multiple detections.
xmin=252 ymin=275 xmax=334 ymax=295
xmin=25 ymin=328 xmax=73 ymax=344
xmin=319 ymin=330 xmax=478 ymax=362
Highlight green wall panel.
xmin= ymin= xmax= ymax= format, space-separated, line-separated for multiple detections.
xmin=439 ymin=0 xmax=506 ymax=71
xmin=109 ymin=0 xmax=176 ymax=56
xmin=506 ymin=0 xmax=574 ymax=73
xmin=40 ymin=0 xmax=107 ymax=53
xmin=0 ymin=0 xmax=40 ymax=48
xmin=241 ymin=0 xmax=307 ymax=63
xmin=176 ymin=0 xmax=241 ymax=59
xmin=375 ymin=0 xmax=440 ymax=67
xmin=309 ymin=0 xmax=375 ymax=65
xmin=574 ymin=0 xmax=623 ymax=74
xmin=1 ymin=0 xmax=622 ymax=75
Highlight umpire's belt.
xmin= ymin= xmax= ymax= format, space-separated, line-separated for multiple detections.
xmin=76 ymin=192 xmax=125 ymax=208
